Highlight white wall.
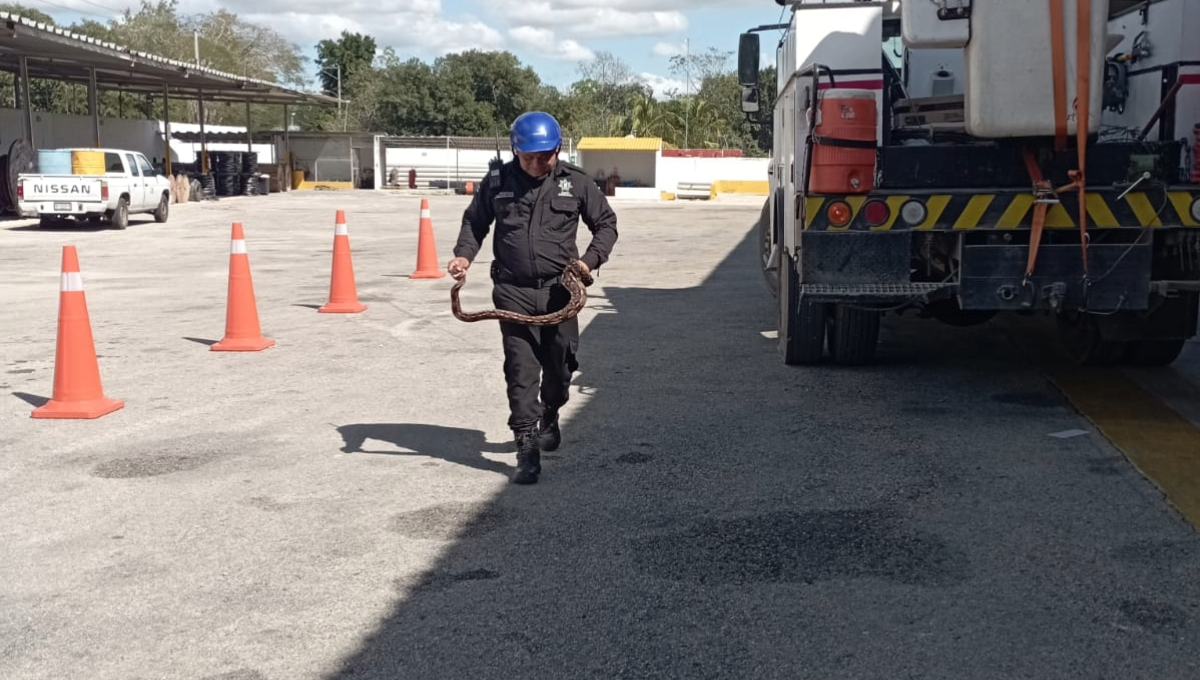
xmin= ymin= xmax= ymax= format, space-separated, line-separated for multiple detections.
xmin=578 ymin=150 xmax=656 ymax=188
xmin=1 ymin=108 xmax=164 ymax=161
xmin=0 ymin=109 xmax=276 ymax=168
xmin=383 ymin=147 xmax=570 ymax=188
xmin=657 ymin=157 xmax=770 ymax=192
xmin=166 ymin=122 xmax=276 ymax=165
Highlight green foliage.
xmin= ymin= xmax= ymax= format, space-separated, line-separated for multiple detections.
xmin=3 ymin=2 xmax=780 ymax=155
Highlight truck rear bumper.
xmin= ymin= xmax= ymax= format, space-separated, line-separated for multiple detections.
xmin=959 ymin=242 xmax=1149 ymax=311
xmin=19 ymin=201 xmax=107 ymax=217
xmin=796 ymin=229 xmax=1200 ymax=313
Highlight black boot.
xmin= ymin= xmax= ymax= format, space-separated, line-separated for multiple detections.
xmin=539 ymin=409 xmax=561 ymax=452
xmin=511 ymin=427 xmax=541 ymax=485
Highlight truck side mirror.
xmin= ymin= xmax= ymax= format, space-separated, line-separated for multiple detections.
xmin=741 ymin=85 xmax=761 ymax=123
xmin=738 ymin=33 xmax=760 ymax=87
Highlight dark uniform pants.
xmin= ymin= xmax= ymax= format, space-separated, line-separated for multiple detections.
xmin=492 ymin=280 xmax=580 ymax=432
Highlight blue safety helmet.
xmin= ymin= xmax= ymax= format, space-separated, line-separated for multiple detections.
xmin=510 ymin=111 xmax=562 ymax=154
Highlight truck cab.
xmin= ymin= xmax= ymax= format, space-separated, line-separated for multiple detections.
xmin=17 ymin=148 xmax=172 ymax=229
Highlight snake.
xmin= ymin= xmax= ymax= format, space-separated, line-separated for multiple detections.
xmin=451 ymin=260 xmax=594 ymax=325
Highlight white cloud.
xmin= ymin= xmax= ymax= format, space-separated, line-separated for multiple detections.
xmin=489 ymin=1 xmax=689 ymax=37
xmin=510 ymin=26 xmax=596 ymax=61
xmin=174 ymin=0 xmax=503 ymax=59
xmin=638 ymin=73 xmax=686 ymax=99
xmin=653 ymin=41 xmax=684 ymax=58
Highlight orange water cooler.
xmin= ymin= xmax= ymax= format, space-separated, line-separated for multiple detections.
xmin=809 ymin=88 xmax=878 ymax=194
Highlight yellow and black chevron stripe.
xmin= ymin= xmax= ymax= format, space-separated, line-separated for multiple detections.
xmin=804 ymin=190 xmax=1200 ymax=231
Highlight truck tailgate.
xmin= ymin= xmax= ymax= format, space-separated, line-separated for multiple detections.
xmin=20 ymin=176 xmax=105 ymax=204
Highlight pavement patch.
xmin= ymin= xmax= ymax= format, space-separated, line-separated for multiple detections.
xmin=390 ymin=502 xmax=509 ymax=541
xmin=631 ymin=509 xmax=970 ymax=587
xmin=1117 ymin=598 xmax=1189 ymax=633
xmin=91 ymin=453 xmax=216 ymax=478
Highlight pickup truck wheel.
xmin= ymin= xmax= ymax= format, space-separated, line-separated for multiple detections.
xmin=111 ymin=197 xmax=129 ymax=230
xmin=153 ymin=193 xmax=169 ymax=223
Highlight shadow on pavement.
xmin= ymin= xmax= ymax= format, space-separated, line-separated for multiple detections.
xmin=323 ymin=224 xmax=1200 ymax=679
xmin=337 ymin=423 xmax=514 ymax=477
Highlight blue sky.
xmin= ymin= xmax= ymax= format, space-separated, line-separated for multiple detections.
xmin=20 ymin=0 xmax=789 ymax=98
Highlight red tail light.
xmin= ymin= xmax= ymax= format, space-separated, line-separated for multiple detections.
xmin=101 ymin=181 xmax=109 ymax=200
xmin=15 ymin=182 xmax=22 ymax=200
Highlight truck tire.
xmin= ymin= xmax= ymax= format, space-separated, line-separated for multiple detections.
xmin=1125 ymin=337 xmax=1187 ymax=366
xmin=1056 ymin=311 xmax=1126 ymax=366
xmin=828 ymin=304 xmax=881 ymax=365
xmin=153 ymin=192 xmax=169 ymax=223
xmin=778 ymin=250 xmax=827 ymax=365
xmin=758 ymin=196 xmax=779 ymax=298
xmin=110 ymin=196 xmax=129 ymax=230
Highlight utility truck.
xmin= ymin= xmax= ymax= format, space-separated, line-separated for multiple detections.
xmin=738 ymin=0 xmax=1200 ymax=366
xmin=17 ymin=148 xmax=172 ymax=229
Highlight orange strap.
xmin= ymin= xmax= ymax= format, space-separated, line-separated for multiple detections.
xmin=1045 ymin=0 xmax=1092 ymax=276
xmin=1073 ymin=0 xmax=1092 ymax=276
xmin=1023 ymin=148 xmax=1050 ymax=280
xmin=1048 ymin=0 xmax=1069 ymax=152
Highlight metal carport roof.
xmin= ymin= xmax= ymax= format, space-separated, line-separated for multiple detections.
xmin=0 ymin=11 xmax=341 ymax=106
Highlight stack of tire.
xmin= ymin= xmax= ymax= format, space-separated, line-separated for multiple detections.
xmin=211 ymin=151 xmax=240 ymax=197
xmin=240 ymin=152 xmax=260 ymax=196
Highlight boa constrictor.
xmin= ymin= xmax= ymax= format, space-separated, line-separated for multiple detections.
xmin=450 ymin=260 xmax=594 ymax=326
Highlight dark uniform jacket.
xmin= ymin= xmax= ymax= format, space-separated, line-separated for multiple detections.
xmin=454 ymin=159 xmax=619 ymax=286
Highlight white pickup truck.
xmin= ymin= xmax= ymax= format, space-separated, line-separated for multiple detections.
xmin=16 ymin=148 xmax=172 ymax=229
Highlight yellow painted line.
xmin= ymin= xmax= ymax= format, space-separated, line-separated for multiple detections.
xmin=804 ymin=197 xmax=825 ymax=229
xmin=1167 ymin=192 xmax=1199 ymax=227
xmin=1052 ymin=367 xmax=1200 ymax=530
xmin=952 ymin=195 xmax=995 ymax=230
xmin=1086 ymin=193 xmax=1120 ymax=228
xmin=916 ymin=195 xmax=951 ymax=231
xmin=1046 ymin=202 xmax=1076 ymax=228
xmin=1124 ymin=192 xmax=1164 ymax=227
xmin=996 ymin=194 xmax=1034 ymax=229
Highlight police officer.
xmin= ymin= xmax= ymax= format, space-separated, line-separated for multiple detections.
xmin=448 ymin=111 xmax=619 ymax=485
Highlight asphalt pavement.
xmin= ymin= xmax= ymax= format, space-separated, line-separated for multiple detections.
xmin=1 ymin=190 xmax=1198 ymax=679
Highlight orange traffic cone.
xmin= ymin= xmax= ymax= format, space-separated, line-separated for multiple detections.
xmin=212 ymin=222 xmax=275 ymax=352
xmin=411 ymin=199 xmax=446 ymax=279
xmin=32 ymin=245 xmax=125 ymax=419
xmin=320 ymin=209 xmax=367 ymax=314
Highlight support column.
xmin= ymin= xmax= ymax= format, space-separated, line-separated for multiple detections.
xmin=88 ymin=67 xmax=100 ymax=147
xmin=372 ymin=134 xmax=382 ymax=191
xmin=283 ymin=104 xmax=291 ymax=190
xmin=245 ymin=101 xmax=252 ymax=152
xmin=198 ymin=89 xmax=208 ymax=174
xmin=19 ymin=55 xmax=34 ymax=149
xmin=162 ymin=84 xmax=172 ymax=177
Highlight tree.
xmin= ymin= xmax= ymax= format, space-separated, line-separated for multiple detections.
xmin=314 ymin=31 xmax=377 ymax=98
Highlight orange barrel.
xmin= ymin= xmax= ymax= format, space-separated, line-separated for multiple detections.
xmin=71 ymin=150 xmax=106 ymax=175
xmin=809 ymin=88 xmax=877 ymax=194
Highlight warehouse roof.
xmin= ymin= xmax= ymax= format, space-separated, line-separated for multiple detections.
xmin=0 ymin=12 xmax=341 ymax=106
xmin=577 ymin=137 xmax=663 ymax=152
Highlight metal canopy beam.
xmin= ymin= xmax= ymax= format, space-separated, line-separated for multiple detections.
xmin=0 ymin=11 xmax=341 ymax=108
